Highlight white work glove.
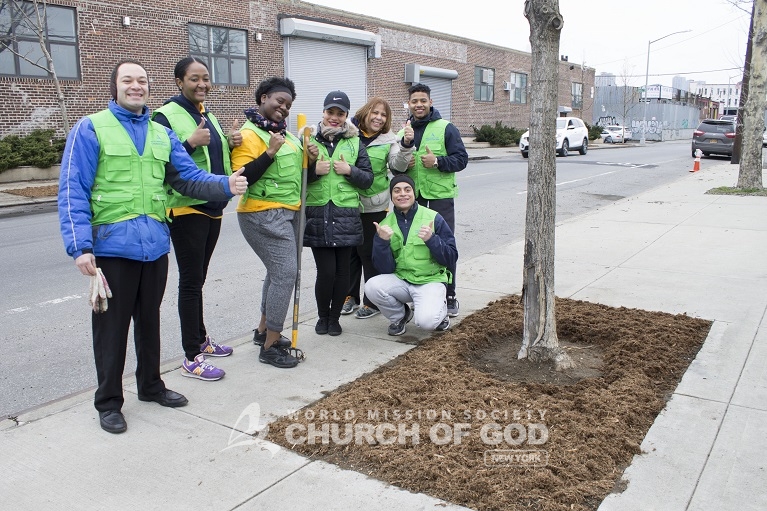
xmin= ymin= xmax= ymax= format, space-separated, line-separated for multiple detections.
xmin=88 ymin=268 xmax=113 ymax=313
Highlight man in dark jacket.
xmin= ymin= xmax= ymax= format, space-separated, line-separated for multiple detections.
xmin=366 ymin=175 xmax=458 ymax=336
xmin=396 ymin=83 xmax=467 ymax=318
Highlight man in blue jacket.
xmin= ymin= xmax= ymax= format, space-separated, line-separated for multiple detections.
xmin=397 ymin=83 xmax=467 ymax=318
xmin=58 ymin=59 xmax=247 ymax=434
xmin=366 ymin=175 xmax=458 ymax=336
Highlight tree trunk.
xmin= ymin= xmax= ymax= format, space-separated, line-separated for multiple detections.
xmin=737 ymin=0 xmax=766 ymax=188
xmin=518 ymin=0 xmax=573 ymax=371
xmin=732 ymin=0 xmax=755 ymax=165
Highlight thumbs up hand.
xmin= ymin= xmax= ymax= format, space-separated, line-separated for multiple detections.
xmin=187 ymin=117 xmax=211 ymax=148
xmin=315 ymin=154 xmax=331 ymax=175
xmin=333 ymin=153 xmax=351 ymax=175
xmin=403 ymin=120 xmax=414 ymax=144
xmin=373 ymin=221 xmax=394 ymax=241
xmin=228 ymin=167 xmax=248 ymax=195
xmin=420 ymin=145 xmax=438 ymax=168
xmin=417 ymin=220 xmax=434 ymax=241
xmin=228 ymin=120 xmax=243 ymax=148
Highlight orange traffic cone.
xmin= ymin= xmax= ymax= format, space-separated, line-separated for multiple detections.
xmin=690 ymin=150 xmax=701 ymax=172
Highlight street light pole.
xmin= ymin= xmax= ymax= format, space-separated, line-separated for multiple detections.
xmin=640 ymin=29 xmax=691 ymax=146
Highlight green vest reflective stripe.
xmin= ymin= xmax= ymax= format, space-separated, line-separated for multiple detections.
xmin=306 ymin=137 xmax=360 ymax=208
xmin=398 ymin=119 xmax=456 ymax=199
xmin=380 ymin=206 xmax=449 ymax=284
xmin=360 ymin=143 xmax=390 ymax=197
xmin=152 ymin=102 xmax=231 ymax=209
xmin=240 ymin=121 xmax=303 ymax=206
xmin=88 ymin=109 xmax=170 ymax=225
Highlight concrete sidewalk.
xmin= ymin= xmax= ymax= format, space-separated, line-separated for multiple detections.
xmin=2 ymin=150 xmax=766 ymax=510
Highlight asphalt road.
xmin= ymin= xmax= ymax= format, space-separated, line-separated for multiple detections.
xmin=0 ymin=140 xmax=699 ymax=417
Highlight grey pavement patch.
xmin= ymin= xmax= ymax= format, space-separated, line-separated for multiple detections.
xmin=687 ymin=405 xmax=767 ymax=511
xmin=730 ymin=314 xmax=767 ymax=410
xmin=240 ymin=459 xmax=473 ymax=510
xmin=675 ymin=320 xmax=756 ymax=404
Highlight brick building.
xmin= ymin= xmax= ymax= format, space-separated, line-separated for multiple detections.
xmin=1 ymin=0 xmax=595 ymax=137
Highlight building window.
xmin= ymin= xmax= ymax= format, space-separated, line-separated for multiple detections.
xmin=0 ymin=1 xmax=79 ymax=79
xmin=188 ymin=24 xmax=248 ymax=86
xmin=474 ymin=66 xmax=494 ymax=102
xmin=509 ymin=72 xmax=527 ymax=104
xmin=572 ymin=82 xmax=583 ymax=109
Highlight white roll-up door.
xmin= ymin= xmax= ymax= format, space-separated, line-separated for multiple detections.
xmin=284 ymin=38 xmax=368 ymax=134
xmin=418 ymin=76 xmax=452 ymax=121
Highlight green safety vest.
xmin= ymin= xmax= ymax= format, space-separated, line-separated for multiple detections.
xmin=88 ymin=109 xmax=170 ymax=225
xmin=360 ymin=143 xmax=390 ymax=198
xmin=380 ymin=206 xmax=449 ymax=285
xmin=305 ymin=136 xmax=360 ymax=208
xmin=398 ymin=119 xmax=456 ymax=199
xmin=240 ymin=121 xmax=303 ymax=205
xmin=152 ymin=102 xmax=231 ymax=209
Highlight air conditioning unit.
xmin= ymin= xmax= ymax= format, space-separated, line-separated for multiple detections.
xmin=502 ymin=81 xmax=514 ymax=91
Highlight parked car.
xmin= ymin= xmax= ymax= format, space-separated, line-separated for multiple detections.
xmin=691 ymin=119 xmax=736 ymax=157
xmin=600 ymin=125 xmax=632 ymax=144
xmin=718 ymin=115 xmax=737 ymax=121
xmin=519 ymin=116 xmax=589 ymax=158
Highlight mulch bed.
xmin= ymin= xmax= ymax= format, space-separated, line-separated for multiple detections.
xmin=269 ymin=295 xmax=711 ymax=511
xmin=2 ymin=185 xmax=58 ymax=198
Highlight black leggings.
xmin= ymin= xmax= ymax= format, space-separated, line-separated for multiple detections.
xmin=311 ymin=246 xmax=353 ymax=321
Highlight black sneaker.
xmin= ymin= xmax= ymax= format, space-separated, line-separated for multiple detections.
xmin=328 ymin=318 xmax=342 ymax=336
xmin=259 ymin=345 xmax=299 ymax=368
xmin=446 ymin=296 xmax=460 ymax=317
xmin=435 ymin=316 xmax=450 ymax=331
xmin=315 ymin=317 xmax=329 ymax=335
xmin=253 ymin=329 xmax=292 ymax=348
xmin=388 ymin=304 xmax=414 ymax=336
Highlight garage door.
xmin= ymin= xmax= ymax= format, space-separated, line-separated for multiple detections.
xmin=284 ymin=38 xmax=368 ymax=134
xmin=417 ymin=76 xmax=452 ymax=121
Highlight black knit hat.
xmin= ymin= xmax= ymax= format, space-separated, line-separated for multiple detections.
xmin=389 ymin=174 xmax=415 ymax=196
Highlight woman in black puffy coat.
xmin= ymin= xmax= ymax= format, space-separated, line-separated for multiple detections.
xmin=304 ymin=90 xmax=373 ymax=337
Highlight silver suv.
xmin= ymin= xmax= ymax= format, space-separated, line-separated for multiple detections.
xmin=691 ymin=119 xmax=736 ymax=157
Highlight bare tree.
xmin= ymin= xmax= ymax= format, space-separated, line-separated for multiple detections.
xmin=617 ymin=61 xmax=640 ymax=129
xmin=736 ymin=0 xmax=766 ymax=188
xmin=0 ymin=0 xmax=70 ymax=134
xmin=518 ymin=0 xmax=574 ymax=371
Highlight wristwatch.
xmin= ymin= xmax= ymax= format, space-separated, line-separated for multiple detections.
xmin=434 ymin=158 xmax=439 ymax=169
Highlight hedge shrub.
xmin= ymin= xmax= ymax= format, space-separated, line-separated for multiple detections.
xmin=472 ymin=122 xmax=525 ymax=147
xmin=0 ymin=130 xmax=66 ymax=172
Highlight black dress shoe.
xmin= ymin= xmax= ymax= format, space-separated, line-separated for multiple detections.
xmin=99 ymin=410 xmax=127 ymax=434
xmin=138 ymin=388 xmax=188 ymax=408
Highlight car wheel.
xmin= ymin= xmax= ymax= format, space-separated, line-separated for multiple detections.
xmin=521 ymin=151 xmax=528 ymax=158
xmin=579 ymin=138 xmax=588 ymax=155
xmin=605 ymin=136 xmax=612 ymax=144
xmin=691 ymin=148 xmax=696 ymax=158
xmin=559 ymin=139 xmax=569 ymax=157
xmin=703 ymin=152 xmax=710 ymax=157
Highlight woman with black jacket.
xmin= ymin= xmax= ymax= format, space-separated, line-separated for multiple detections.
xmin=304 ymin=91 xmax=373 ymax=336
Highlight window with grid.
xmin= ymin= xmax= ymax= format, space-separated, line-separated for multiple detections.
xmin=188 ymin=24 xmax=248 ymax=86
xmin=572 ymin=82 xmax=583 ymax=109
xmin=474 ymin=66 xmax=494 ymax=102
xmin=0 ymin=1 xmax=79 ymax=79
xmin=510 ymin=72 xmax=527 ymax=104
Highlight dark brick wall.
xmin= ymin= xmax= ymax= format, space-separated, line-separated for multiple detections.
xmin=1 ymin=0 xmax=594 ymax=138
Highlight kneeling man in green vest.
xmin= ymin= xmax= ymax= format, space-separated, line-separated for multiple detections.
xmin=367 ymin=174 xmax=458 ymax=336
